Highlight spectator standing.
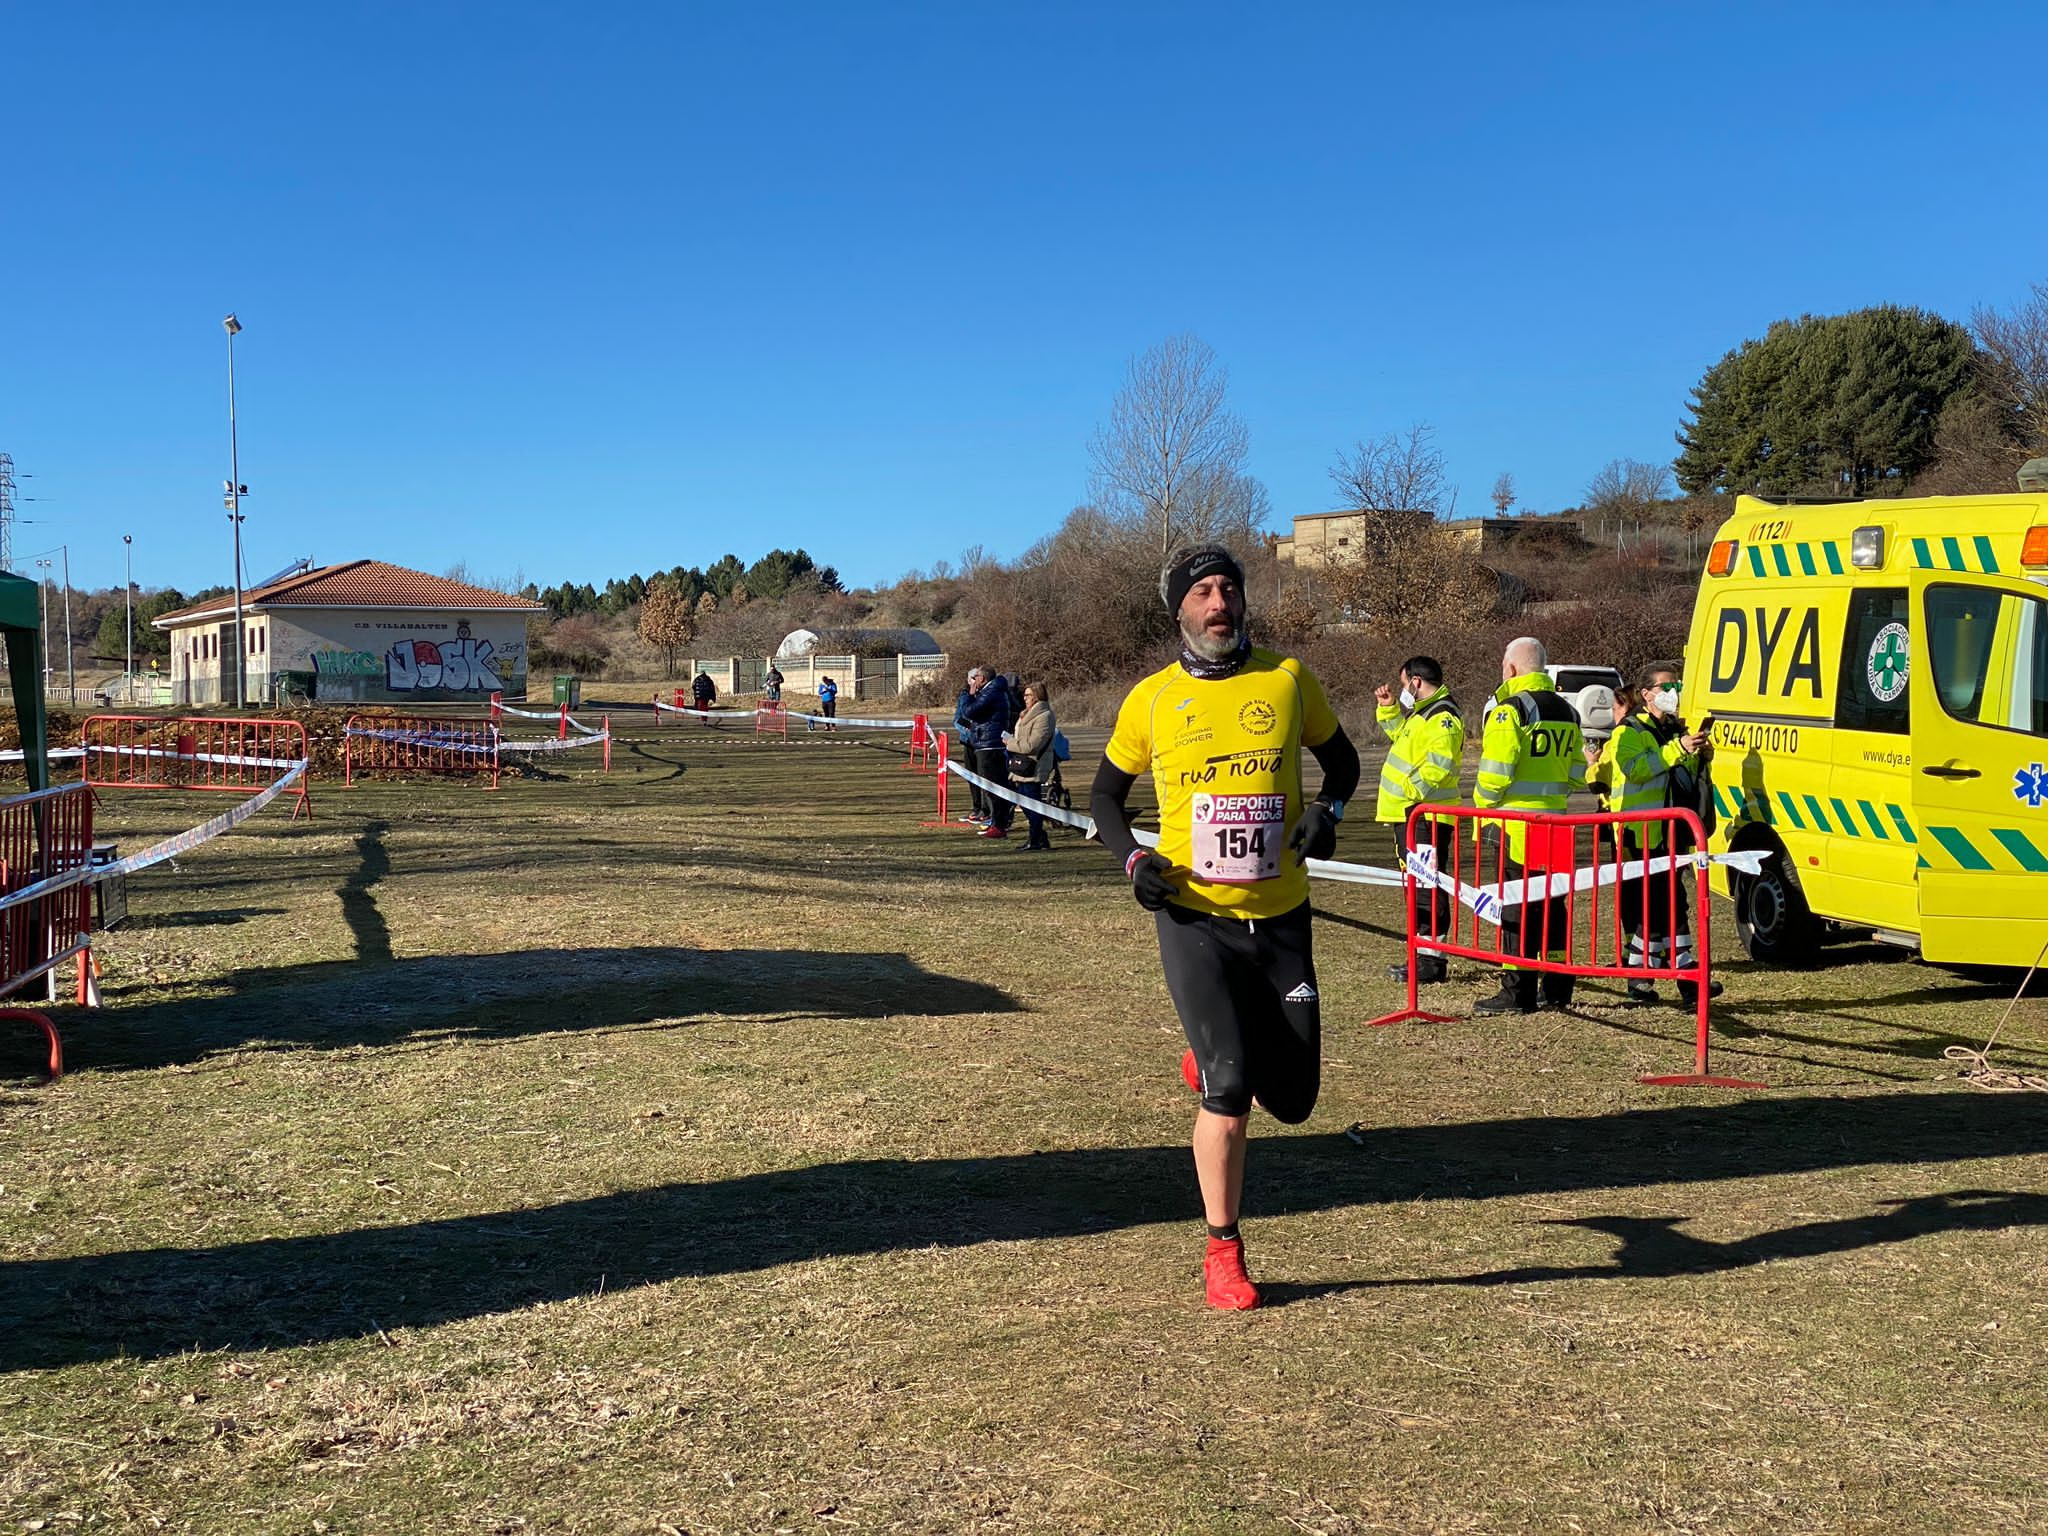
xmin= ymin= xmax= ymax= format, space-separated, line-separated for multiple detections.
xmin=1372 ymin=655 xmax=1464 ymax=985
xmin=954 ymin=677 xmax=986 ymax=823
xmin=763 ymin=665 xmax=784 ymax=705
xmin=817 ymin=675 xmax=839 ymax=732
xmin=691 ymin=669 xmax=718 ymax=727
xmin=1004 ymin=680 xmax=1058 ymax=851
xmin=959 ymin=666 xmax=1014 ymax=839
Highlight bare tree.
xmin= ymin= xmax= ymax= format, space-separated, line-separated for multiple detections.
xmin=1090 ymin=335 xmax=1264 ymax=554
xmin=1325 ymin=424 xmax=1454 ymax=562
xmin=1972 ymin=281 xmax=2048 ymax=458
xmin=1490 ymin=472 xmax=1515 ymax=516
xmin=1584 ymin=458 xmax=1673 ymax=517
xmin=1329 ymin=424 xmax=1454 ymax=518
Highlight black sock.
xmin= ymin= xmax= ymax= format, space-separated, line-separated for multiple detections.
xmin=1205 ymin=1222 xmax=1240 ymax=1242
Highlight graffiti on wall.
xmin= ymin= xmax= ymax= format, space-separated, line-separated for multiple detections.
xmin=387 ymin=622 xmax=505 ymax=692
xmin=311 ymin=648 xmax=381 ymax=676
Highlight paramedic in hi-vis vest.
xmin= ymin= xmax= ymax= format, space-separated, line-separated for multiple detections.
xmin=1471 ymin=637 xmax=1586 ymax=1016
xmin=1593 ymin=662 xmax=1725 ymax=1007
xmin=1373 ymin=655 xmax=1464 ymax=985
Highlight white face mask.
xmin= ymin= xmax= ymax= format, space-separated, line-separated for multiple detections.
xmin=1651 ymin=685 xmax=1680 ymax=716
xmin=1398 ymin=686 xmax=1416 ymax=709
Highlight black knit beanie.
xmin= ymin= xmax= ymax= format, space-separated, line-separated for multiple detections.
xmin=1161 ymin=545 xmax=1245 ymax=616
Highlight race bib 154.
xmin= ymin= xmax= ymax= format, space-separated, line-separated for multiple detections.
xmin=1191 ymin=792 xmax=1286 ymax=883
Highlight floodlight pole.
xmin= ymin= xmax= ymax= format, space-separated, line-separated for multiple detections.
xmin=60 ymin=545 xmax=73 ymax=704
xmin=123 ymin=534 xmax=134 ymax=702
xmin=225 ymin=313 xmax=246 ymax=710
xmin=34 ymin=558 xmax=50 ymax=694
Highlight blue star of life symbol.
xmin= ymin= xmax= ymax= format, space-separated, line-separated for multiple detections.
xmin=2015 ymin=763 xmax=2048 ymax=809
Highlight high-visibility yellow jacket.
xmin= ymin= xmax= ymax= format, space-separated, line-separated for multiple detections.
xmin=1596 ymin=709 xmax=1697 ymax=851
xmin=1473 ymin=672 xmax=1585 ymax=859
xmin=1374 ymin=686 xmax=1464 ymax=823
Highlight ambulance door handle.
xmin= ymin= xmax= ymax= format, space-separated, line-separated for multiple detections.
xmin=1920 ymin=763 xmax=1980 ymax=780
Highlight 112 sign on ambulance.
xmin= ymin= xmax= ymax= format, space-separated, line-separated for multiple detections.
xmin=1686 ymin=460 xmax=2048 ymax=969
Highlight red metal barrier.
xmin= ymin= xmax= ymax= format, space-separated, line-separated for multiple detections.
xmin=344 ymin=715 xmax=501 ymax=790
xmin=918 ymin=736 xmax=979 ymax=830
xmin=905 ymin=713 xmax=934 ymax=772
xmin=755 ymin=702 xmax=789 ymax=738
xmin=81 ymin=715 xmax=312 ymax=821
xmin=1370 ymin=804 xmax=1763 ymax=1088
xmin=0 ymin=784 xmax=98 ymax=1034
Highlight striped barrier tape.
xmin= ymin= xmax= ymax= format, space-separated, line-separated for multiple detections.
xmin=1401 ymin=844 xmax=1770 ymax=927
xmin=0 ymin=759 xmax=311 ymax=918
xmin=343 ymin=726 xmax=499 ymax=756
xmin=654 ymin=700 xmax=922 ymax=730
xmin=940 ymin=758 xmax=1407 ymax=889
xmin=81 ymin=745 xmax=303 ymax=770
xmin=500 ymin=731 xmax=610 ymax=755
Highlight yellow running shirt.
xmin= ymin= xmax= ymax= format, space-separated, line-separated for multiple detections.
xmin=1104 ymin=646 xmax=1340 ymax=920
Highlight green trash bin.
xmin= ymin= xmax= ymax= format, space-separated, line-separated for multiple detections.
xmin=552 ymin=675 xmax=581 ymax=708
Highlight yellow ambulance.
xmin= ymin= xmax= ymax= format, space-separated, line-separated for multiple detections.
xmin=1685 ymin=463 xmax=2048 ymax=968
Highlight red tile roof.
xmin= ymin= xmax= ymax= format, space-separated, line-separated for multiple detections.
xmin=155 ymin=561 xmax=545 ymax=626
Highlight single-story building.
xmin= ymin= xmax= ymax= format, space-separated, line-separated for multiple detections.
xmin=156 ymin=560 xmax=546 ymax=706
xmin=776 ymin=626 xmax=942 ymax=659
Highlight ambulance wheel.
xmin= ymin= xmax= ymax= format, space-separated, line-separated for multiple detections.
xmin=1735 ymin=847 xmax=1820 ymax=966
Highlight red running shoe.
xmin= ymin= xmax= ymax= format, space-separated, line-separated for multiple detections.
xmin=1180 ymin=1047 xmax=1201 ymax=1095
xmin=1203 ymin=1236 xmax=1259 ymax=1310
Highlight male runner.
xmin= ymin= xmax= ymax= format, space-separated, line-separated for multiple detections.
xmin=1091 ymin=544 xmax=1360 ymax=1310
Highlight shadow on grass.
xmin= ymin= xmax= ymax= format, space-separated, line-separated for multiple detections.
xmin=7 ymin=1092 xmax=2046 ymax=1368
xmin=72 ymin=946 xmax=1021 ymax=1074
xmin=114 ymin=907 xmax=288 ymax=930
xmin=1254 ymin=1189 xmax=2048 ymax=1303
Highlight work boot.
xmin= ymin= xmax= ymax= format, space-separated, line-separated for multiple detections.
xmin=1676 ymin=979 xmax=1726 ymax=1006
xmin=1203 ymin=1237 xmax=1260 ymax=1311
xmin=1180 ymin=1047 xmax=1202 ymax=1096
xmin=1541 ymin=975 xmax=1576 ymax=1011
xmin=1626 ymin=979 xmax=1660 ymax=1004
xmin=1473 ymin=975 xmax=1538 ymax=1016
xmin=1387 ymin=957 xmax=1448 ymax=985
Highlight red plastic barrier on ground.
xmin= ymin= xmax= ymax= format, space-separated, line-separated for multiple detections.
xmin=81 ymin=715 xmax=312 ymax=821
xmin=344 ymin=715 xmax=500 ymax=790
xmin=755 ymin=702 xmax=789 ymax=738
xmin=1370 ymin=804 xmax=1762 ymax=1088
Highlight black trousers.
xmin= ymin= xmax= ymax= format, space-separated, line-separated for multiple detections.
xmin=971 ymin=747 xmax=1013 ymax=829
xmin=1485 ymin=831 xmax=1574 ymax=1004
xmin=1617 ymin=837 xmax=1696 ymax=968
xmin=1391 ymin=815 xmax=1456 ymax=941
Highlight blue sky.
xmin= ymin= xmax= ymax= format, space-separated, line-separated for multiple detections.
xmin=5 ymin=2 xmax=2046 ymax=596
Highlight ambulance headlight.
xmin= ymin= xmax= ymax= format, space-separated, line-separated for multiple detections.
xmin=1851 ymin=526 xmax=1885 ymax=569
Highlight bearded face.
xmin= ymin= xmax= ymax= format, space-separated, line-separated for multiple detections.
xmin=1178 ymin=575 xmax=1247 ymax=660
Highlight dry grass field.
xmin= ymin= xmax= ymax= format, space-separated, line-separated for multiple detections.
xmin=4 ymin=715 xmax=2047 ymax=1534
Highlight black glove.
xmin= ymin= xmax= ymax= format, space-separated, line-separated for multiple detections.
xmin=1290 ymin=802 xmax=1340 ymax=865
xmin=1127 ymin=850 xmax=1178 ymax=911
